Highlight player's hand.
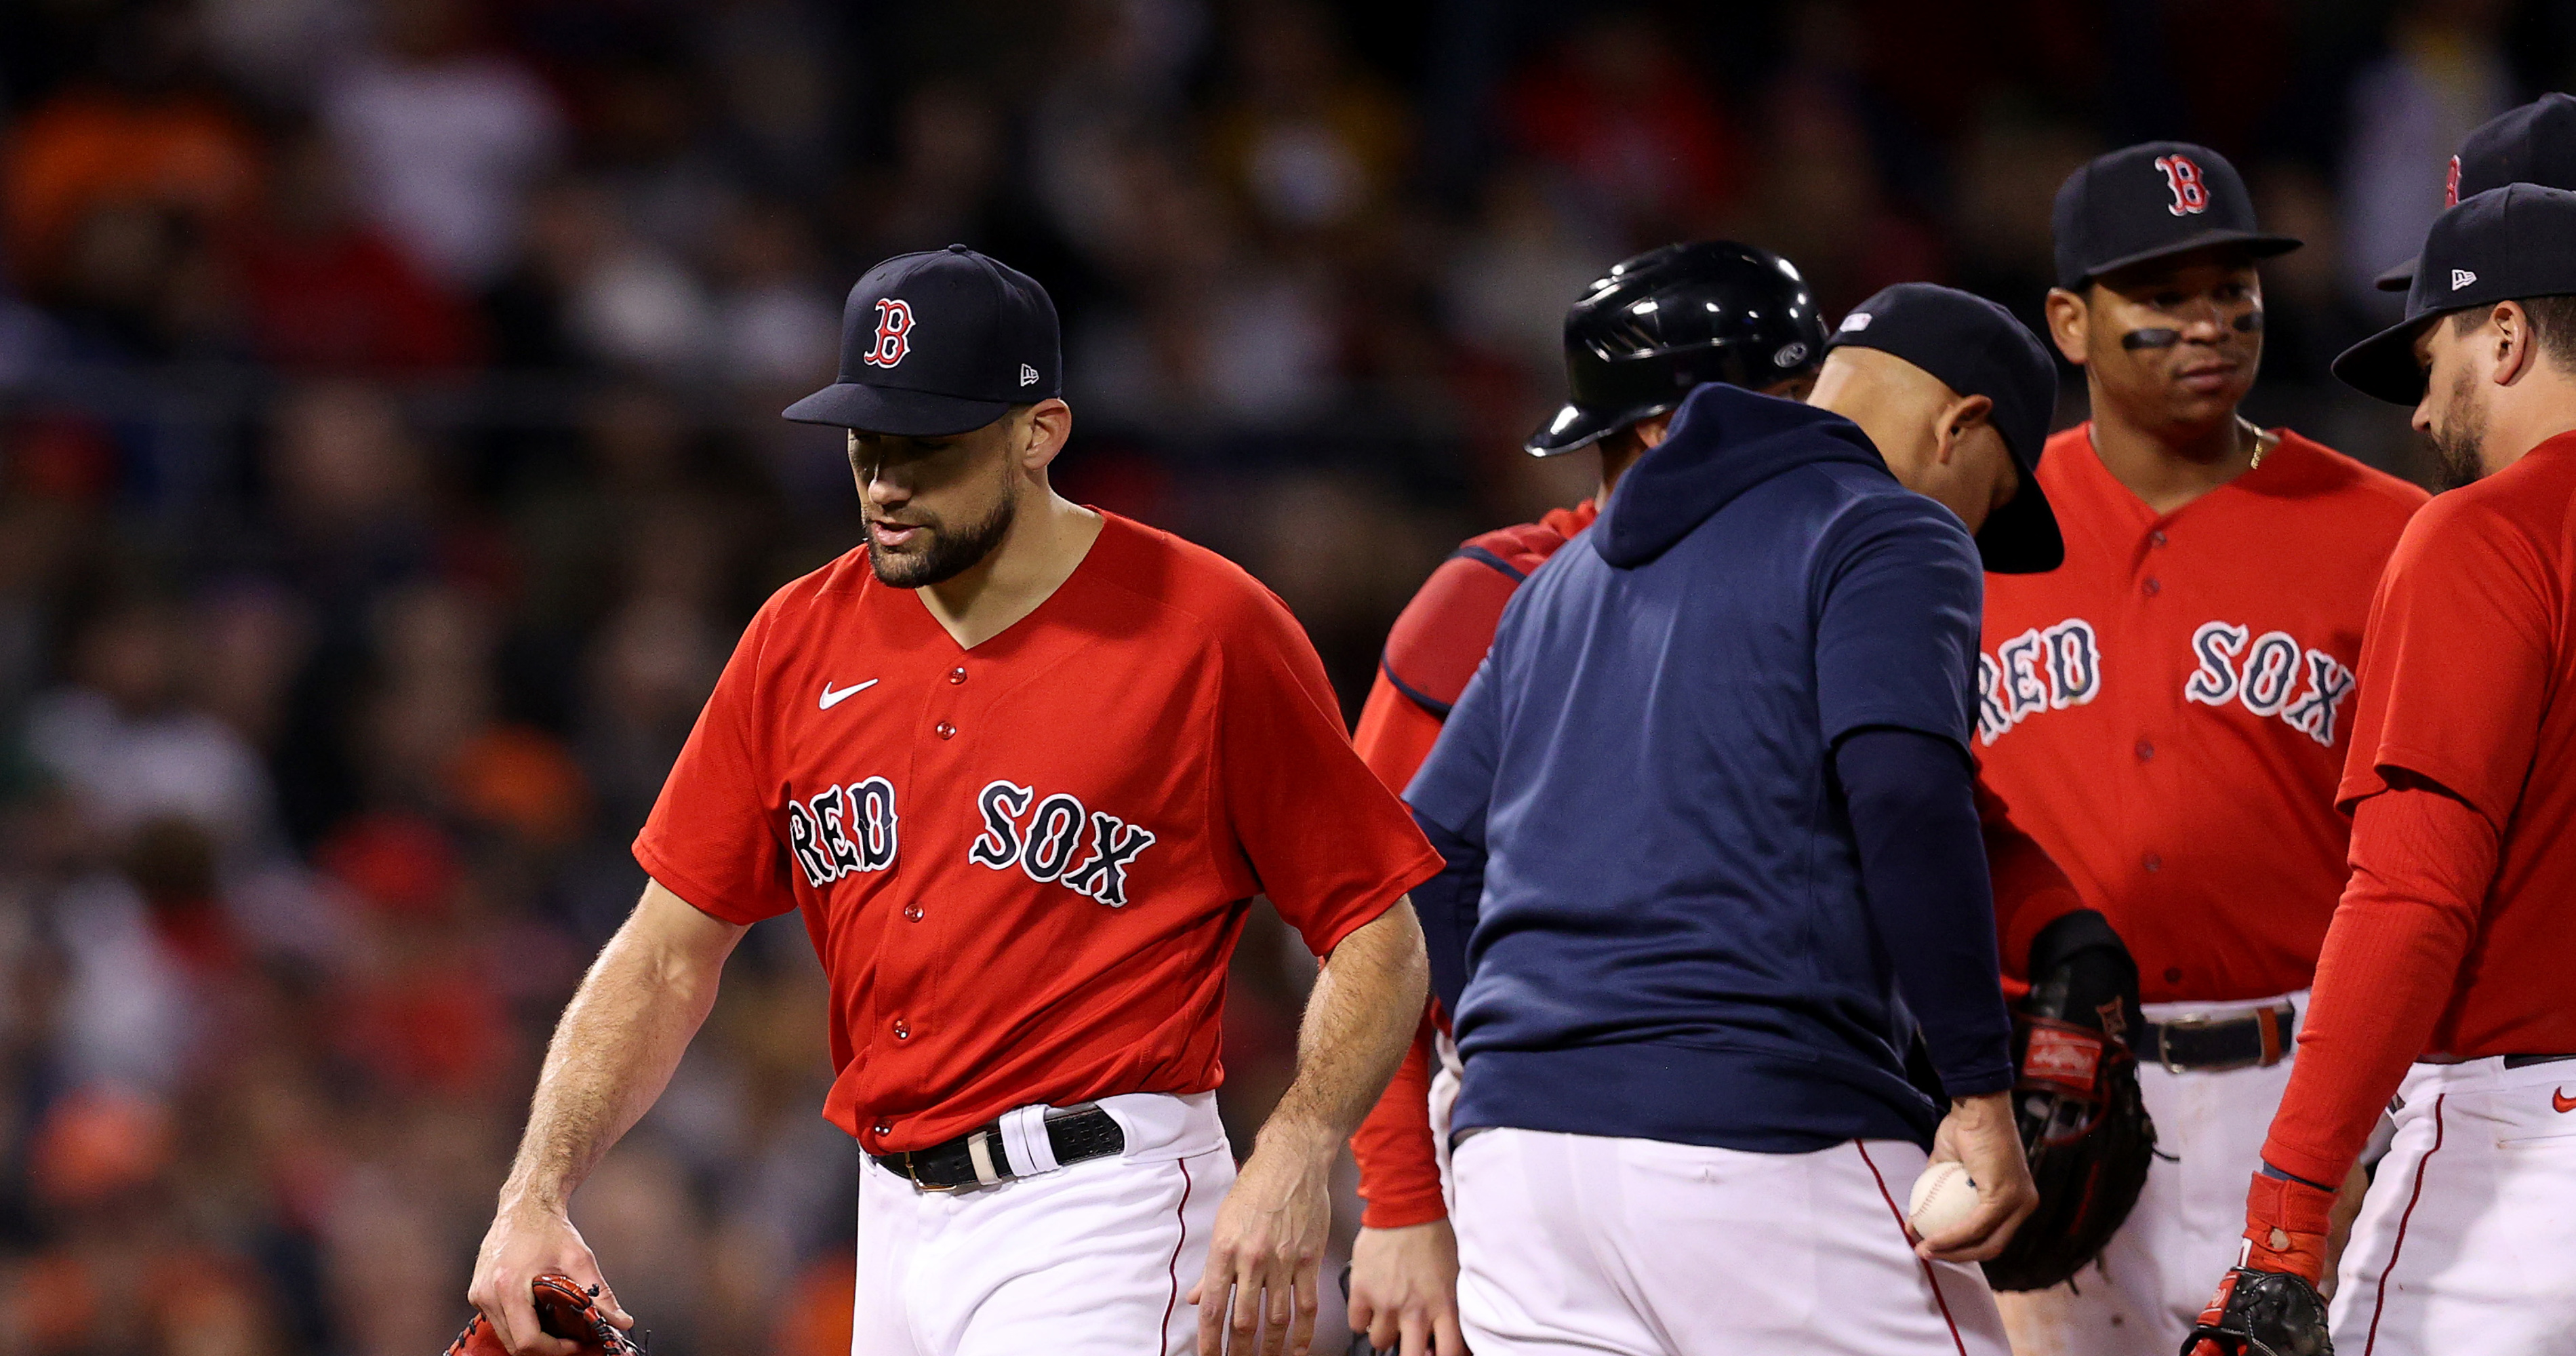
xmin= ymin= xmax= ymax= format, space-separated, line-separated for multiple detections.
xmin=1193 ymin=1126 xmax=1333 ymax=1355
xmin=468 ymin=1200 xmax=632 ymax=1356
xmin=1346 ymin=1220 xmax=1468 ymax=1356
xmin=1916 ymin=1091 xmax=2038 ymax=1262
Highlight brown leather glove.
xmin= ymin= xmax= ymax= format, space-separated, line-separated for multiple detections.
xmin=445 ymin=1274 xmax=646 ymax=1356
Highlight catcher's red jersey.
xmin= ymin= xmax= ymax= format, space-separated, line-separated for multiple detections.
xmin=2329 ymin=430 xmax=2576 ymax=1056
xmin=1977 ymin=424 xmax=2426 ymax=1003
xmin=637 ymin=513 xmax=1441 ymax=1154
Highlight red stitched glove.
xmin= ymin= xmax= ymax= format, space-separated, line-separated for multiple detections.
xmin=445 ymin=1274 xmax=646 ymax=1356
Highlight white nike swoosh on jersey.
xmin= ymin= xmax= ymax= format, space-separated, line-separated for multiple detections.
xmin=820 ymin=679 xmax=879 ymax=709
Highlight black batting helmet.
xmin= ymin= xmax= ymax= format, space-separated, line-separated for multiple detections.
xmin=1526 ymin=241 xmax=1828 ymax=458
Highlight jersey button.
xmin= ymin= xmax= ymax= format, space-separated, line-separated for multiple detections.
xmin=903 ymin=903 xmax=924 ymax=921
xmin=2135 ymin=739 xmax=2155 ymax=761
xmin=2150 ymin=530 xmax=2169 ymax=547
xmin=872 ymin=1118 xmax=891 ymax=1135
xmin=2163 ymin=967 xmax=2184 ymax=985
xmin=2143 ymin=852 xmax=2163 ymax=872
xmin=935 ymin=721 xmax=956 ymax=739
xmin=893 ymin=1018 xmax=910 ymax=1040
xmin=2143 ymin=578 xmax=2162 ymax=596
xmin=948 ymin=666 xmax=967 ymax=685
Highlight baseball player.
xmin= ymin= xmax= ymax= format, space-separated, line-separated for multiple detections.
xmin=1976 ymin=142 xmax=2428 ymax=1356
xmin=2186 ymin=185 xmax=2576 ymax=1356
xmin=1342 ymin=241 xmax=1832 ymax=1356
xmin=1405 ymin=283 xmax=2062 ymax=1355
xmin=1346 ymin=258 xmax=2114 ymax=1356
xmin=2370 ymin=92 xmax=2576 ymax=292
xmin=464 ymin=245 xmax=1445 ymax=1356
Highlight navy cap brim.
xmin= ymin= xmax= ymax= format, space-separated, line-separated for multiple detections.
xmin=1979 ymin=471 xmax=2064 ymax=574
xmin=2331 ymin=313 xmax=2442 ymax=405
xmin=2068 ymin=229 xmax=2301 ymax=289
xmin=782 ymin=381 xmax=1014 ymax=436
xmin=1524 ymin=398 xmax=1674 ymax=458
xmin=2373 ymin=257 xmax=2417 ymax=292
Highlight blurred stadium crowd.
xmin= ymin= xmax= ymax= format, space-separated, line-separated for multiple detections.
xmin=0 ymin=0 xmax=2569 ymax=1352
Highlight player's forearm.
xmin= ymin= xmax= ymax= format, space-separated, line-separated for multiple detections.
xmin=1258 ymin=900 xmax=1432 ymax=1159
xmin=1834 ymin=728 xmax=2015 ymax=1094
xmin=2262 ymin=785 xmax=2491 ymax=1186
xmin=502 ymin=880 xmax=746 ymax=1214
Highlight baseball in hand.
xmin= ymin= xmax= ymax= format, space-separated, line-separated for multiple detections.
xmin=1908 ymin=1160 xmax=1979 ymax=1239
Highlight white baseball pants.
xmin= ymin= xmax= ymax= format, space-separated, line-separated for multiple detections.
xmin=1451 ymin=1125 xmax=2011 ymax=1355
xmin=2329 ymin=1055 xmax=2576 ymax=1356
xmin=850 ymin=1091 xmax=1234 ymax=1356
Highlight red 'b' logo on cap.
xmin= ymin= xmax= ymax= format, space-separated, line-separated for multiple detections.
xmin=862 ymin=298 xmax=915 ymax=368
xmin=2154 ymin=154 xmax=2210 ymax=216
xmin=2445 ymin=155 xmax=2463 ymax=207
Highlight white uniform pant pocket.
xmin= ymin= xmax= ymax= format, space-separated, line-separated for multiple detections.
xmin=852 ymin=1132 xmax=1234 ymax=1355
xmin=2330 ymin=1059 xmax=2576 ymax=1356
xmin=1450 ymin=1127 xmax=2008 ymax=1356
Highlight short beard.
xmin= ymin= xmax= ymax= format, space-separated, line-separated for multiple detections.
xmin=2428 ymin=365 xmax=2489 ymax=492
xmin=866 ymin=485 xmax=1018 ymax=587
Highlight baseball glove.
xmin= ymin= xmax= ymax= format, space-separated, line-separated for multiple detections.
xmin=2179 ymin=1266 xmax=2335 ymax=1356
xmin=445 ymin=1275 xmax=645 ymax=1356
xmin=1981 ymin=911 xmax=2157 ymax=1292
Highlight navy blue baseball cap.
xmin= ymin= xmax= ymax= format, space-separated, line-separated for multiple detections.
xmin=2053 ymin=142 xmax=2299 ymax=291
xmin=1829 ymin=283 xmax=2064 ymax=573
xmin=2335 ymin=184 xmax=2576 ymax=404
xmin=785 ymin=245 xmax=1062 ymax=435
xmin=2375 ymin=94 xmax=2576 ymax=290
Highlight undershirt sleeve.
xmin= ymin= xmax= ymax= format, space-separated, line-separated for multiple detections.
xmin=2261 ymin=781 xmax=2496 ymax=1188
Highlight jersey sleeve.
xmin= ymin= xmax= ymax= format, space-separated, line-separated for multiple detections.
xmin=1978 ymin=778 xmax=2088 ymax=981
xmin=1351 ymin=668 xmax=1449 ymax=797
xmin=633 ymin=599 xmax=799 ymax=925
xmin=1813 ymin=498 xmax=1984 ymax=751
xmin=1349 ymin=1005 xmax=1447 ymax=1228
xmin=1377 ymin=552 xmax=1526 ymax=715
xmin=2336 ymin=496 xmax=2556 ymax=825
xmin=1216 ymin=591 xmax=1445 ymax=957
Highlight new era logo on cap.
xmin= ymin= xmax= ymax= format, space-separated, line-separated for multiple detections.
xmin=1020 ymin=363 xmax=1039 ymax=386
xmin=1838 ymin=312 xmax=1874 ymax=332
xmin=2452 ymin=268 xmax=2478 ymax=290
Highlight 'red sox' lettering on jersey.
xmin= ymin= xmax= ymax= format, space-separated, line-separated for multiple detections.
xmin=966 ymin=779 xmax=1157 ymax=906
xmin=786 ymin=778 xmax=900 ymax=885
xmin=1978 ymin=615 xmax=2358 ymax=751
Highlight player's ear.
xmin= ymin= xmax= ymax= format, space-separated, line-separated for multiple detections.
xmin=2492 ymin=302 xmax=2537 ymax=386
xmin=1933 ymin=393 xmax=1993 ymax=466
xmin=2044 ymin=288 xmax=2089 ymax=367
xmin=1017 ymin=399 xmax=1074 ymax=471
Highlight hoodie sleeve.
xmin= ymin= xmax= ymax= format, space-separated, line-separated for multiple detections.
xmin=1813 ymin=496 xmax=1984 ymax=751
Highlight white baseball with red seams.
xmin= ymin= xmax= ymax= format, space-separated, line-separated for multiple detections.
xmin=1909 ymin=1161 xmax=1980 ymax=1239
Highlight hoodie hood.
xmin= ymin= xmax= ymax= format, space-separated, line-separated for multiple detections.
xmin=1594 ymin=382 xmax=1891 ymax=569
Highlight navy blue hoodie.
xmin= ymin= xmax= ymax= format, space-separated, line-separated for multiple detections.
xmin=1406 ymin=382 xmax=2014 ymax=1152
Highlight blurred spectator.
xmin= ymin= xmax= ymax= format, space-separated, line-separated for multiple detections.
xmin=1 ymin=4 xmax=263 ymax=302
xmin=321 ymin=0 xmax=565 ymax=288
xmin=1498 ymin=9 xmax=1751 ymax=243
xmin=24 ymin=599 xmax=276 ymax=854
xmin=235 ymin=130 xmax=483 ymax=374
xmin=1204 ymin=3 xmax=1412 ymax=235
xmin=2337 ymin=0 xmax=2513 ymax=304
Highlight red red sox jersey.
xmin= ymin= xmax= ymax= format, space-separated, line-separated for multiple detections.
xmin=635 ymin=513 xmax=1443 ymax=1155
xmin=1977 ymin=424 xmax=2426 ymax=1003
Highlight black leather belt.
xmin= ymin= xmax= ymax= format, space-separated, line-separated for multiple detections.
xmin=2142 ymin=1001 xmax=2295 ymax=1072
xmin=2503 ymin=1052 xmax=2576 ymax=1069
xmin=870 ymin=1104 xmax=1125 ymax=1191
